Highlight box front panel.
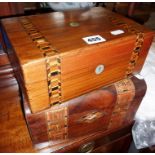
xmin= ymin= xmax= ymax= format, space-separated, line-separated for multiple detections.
xmin=61 ymin=38 xmax=136 ymax=101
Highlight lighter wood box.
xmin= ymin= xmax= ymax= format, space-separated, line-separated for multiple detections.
xmin=1 ymin=7 xmax=153 ymax=113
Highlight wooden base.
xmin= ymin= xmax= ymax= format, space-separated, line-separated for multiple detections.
xmin=0 ymin=52 xmax=35 ymax=152
xmin=38 ymin=123 xmax=133 ymax=153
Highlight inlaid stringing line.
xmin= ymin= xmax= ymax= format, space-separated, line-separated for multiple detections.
xmin=19 ymin=17 xmax=62 ymax=106
xmin=125 ymin=32 xmax=144 ymax=76
xmin=108 ymin=16 xmax=144 ymax=77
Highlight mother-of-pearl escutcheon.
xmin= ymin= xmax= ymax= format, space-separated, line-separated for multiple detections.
xmin=95 ymin=64 xmax=105 ymax=75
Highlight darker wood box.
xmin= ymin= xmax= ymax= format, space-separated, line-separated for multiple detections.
xmin=1 ymin=7 xmax=153 ymax=113
xmin=22 ymin=76 xmax=146 ymax=152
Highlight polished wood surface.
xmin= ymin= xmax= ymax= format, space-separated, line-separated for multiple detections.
xmin=23 ymin=76 xmax=146 ymax=152
xmin=92 ymin=133 xmax=132 ymax=153
xmin=39 ymin=123 xmax=133 ymax=153
xmin=0 ymin=2 xmax=24 ymax=17
xmin=0 ymin=51 xmax=14 ymax=86
xmin=0 ymin=51 xmax=34 ymax=152
xmin=1 ymin=8 xmax=153 ymax=52
xmin=1 ymin=7 xmax=154 ymax=113
xmin=0 ymin=52 xmax=9 ymax=66
xmin=0 ymin=80 xmax=35 ymax=152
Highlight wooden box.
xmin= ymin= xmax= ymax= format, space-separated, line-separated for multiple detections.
xmin=23 ymin=76 xmax=146 ymax=152
xmin=1 ymin=7 xmax=153 ymax=113
xmin=38 ymin=124 xmax=133 ymax=153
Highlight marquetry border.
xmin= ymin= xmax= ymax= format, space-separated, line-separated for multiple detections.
xmin=125 ymin=32 xmax=144 ymax=76
xmin=108 ymin=78 xmax=135 ymax=129
xmin=108 ymin=16 xmax=144 ymax=77
xmin=19 ymin=17 xmax=62 ymax=106
xmin=46 ymin=106 xmax=68 ymax=142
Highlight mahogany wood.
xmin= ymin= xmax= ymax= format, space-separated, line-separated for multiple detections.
xmin=0 ymin=47 xmax=34 ymax=152
xmin=38 ymin=123 xmax=133 ymax=153
xmin=0 ymin=79 xmax=35 ymax=152
xmin=0 ymin=64 xmax=14 ymax=79
xmin=1 ymin=7 xmax=153 ymax=113
xmin=0 ymin=52 xmax=10 ymax=66
xmin=0 ymin=3 xmax=24 ymax=17
xmin=92 ymin=133 xmax=132 ymax=153
xmin=22 ymin=76 xmax=146 ymax=152
xmin=0 ymin=50 xmax=15 ymax=87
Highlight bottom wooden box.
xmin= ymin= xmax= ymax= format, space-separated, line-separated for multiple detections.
xmin=55 ymin=123 xmax=133 ymax=153
xmin=22 ymin=76 xmax=146 ymax=152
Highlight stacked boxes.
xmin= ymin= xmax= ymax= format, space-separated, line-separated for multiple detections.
xmin=1 ymin=7 xmax=153 ymax=151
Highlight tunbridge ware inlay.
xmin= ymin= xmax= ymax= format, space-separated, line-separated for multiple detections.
xmin=2 ymin=7 xmax=154 ymax=113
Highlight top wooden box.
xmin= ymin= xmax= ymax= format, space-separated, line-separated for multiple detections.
xmin=2 ymin=7 xmax=154 ymax=113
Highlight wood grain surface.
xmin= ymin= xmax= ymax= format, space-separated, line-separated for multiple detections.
xmin=23 ymin=76 xmax=146 ymax=152
xmin=0 ymin=78 xmax=35 ymax=152
xmin=39 ymin=123 xmax=134 ymax=153
xmin=1 ymin=7 xmax=154 ymax=113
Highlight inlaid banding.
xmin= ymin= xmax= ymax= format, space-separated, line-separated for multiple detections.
xmin=19 ymin=17 xmax=62 ymax=107
xmin=108 ymin=16 xmax=144 ymax=77
xmin=46 ymin=107 xmax=68 ymax=141
xmin=108 ymin=78 xmax=135 ymax=129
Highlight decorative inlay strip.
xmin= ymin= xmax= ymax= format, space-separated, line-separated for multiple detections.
xmin=19 ymin=17 xmax=62 ymax=106
xmin=125 ymin=32 xmax=144 ymax=76
xmin=46 ymin=106 xmax=68 ymax=141
xmin=109 ymin=16 xmax=144 ymax=77
xmin=114 ymin=78 xmax=135 ymax=94
xmin=108 ymin=78 xmax=135 ymax=129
